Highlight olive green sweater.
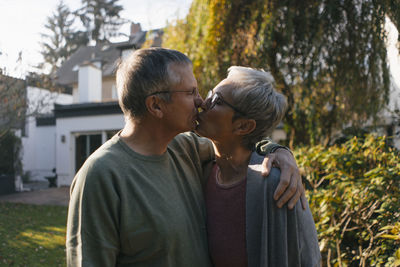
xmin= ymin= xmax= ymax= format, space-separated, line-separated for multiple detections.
xmin=66 ymin=132 xmax=214 ymax=267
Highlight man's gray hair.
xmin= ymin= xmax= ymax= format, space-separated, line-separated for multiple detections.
xmin=116 ymin=47 xmax=192 ymax=118
xmin=227 ymin=66 xmax=287 ymax=149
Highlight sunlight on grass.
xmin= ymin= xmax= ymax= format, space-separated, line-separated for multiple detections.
xmin=15 ymin=228 xmax=66 ymax=249
xmin=0 ymin=202 xmax=67 ymax=266
xmin=43 ymin=226 xmax=66 ymax=233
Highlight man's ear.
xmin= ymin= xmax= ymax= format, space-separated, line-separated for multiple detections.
xmin=233 ymin=118 xmax=256 ymax=136
xmin=145 ymin=96 xmax=164 ymax=118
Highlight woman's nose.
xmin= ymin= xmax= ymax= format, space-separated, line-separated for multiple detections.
xmin=194 ymin=90 xmax=204 ymax=105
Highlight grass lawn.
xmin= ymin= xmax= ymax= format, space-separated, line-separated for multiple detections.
xmin=0 ymin=202 xmax=67 ymax=267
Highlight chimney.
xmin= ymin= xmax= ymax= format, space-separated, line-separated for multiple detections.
xmin=78 ymin=60 xmax=102 ymax=103
xmin=130 ymin=23 xmax=142 ymax=36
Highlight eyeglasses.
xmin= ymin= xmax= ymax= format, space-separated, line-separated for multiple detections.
xmin=205 ymin=90 xmax=246 ymax=116
xmin=147 ymin=87 xmax=198 ymax=97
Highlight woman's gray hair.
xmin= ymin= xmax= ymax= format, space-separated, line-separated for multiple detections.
xmin=116 ymin=47 xmax=192 ymax=119
xmin=227 ymin=66 xmax=287 ymax=149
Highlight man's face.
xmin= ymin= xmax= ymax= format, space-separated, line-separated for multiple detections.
xmin=162 ymin=63 xmax=202 ymax=134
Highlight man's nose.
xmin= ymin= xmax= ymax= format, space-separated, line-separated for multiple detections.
xmin=194 ymin=90 xmax=204 ymax=107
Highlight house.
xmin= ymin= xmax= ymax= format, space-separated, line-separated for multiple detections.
xmin=20 ymin=86 xmax=73 ymax=188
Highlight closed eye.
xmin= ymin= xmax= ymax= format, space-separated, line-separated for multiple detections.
xmin=191 ymin=88 xmax=199 ymax=95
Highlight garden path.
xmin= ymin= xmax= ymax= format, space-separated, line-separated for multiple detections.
xmin=0 ymin=185 xmax=69 ymax=206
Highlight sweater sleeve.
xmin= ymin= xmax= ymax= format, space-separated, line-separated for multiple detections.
xmin=169 ymin=132 xmax=215 ymax=187
xmin=66 ymin=158 xmax=120 ymax=267
xmin=255 ymin=138 xmax=290 ymax=155
xmin=170 ymin=132 xmax=215 ymax=165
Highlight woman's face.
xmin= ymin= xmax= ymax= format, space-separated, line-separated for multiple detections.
xmin=196 ymin=80 xmax=241 ymax=142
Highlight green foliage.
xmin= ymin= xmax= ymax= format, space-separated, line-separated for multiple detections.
xmin=0 ymin=75 xmax=26 ymax=139
xmin=163 ymin=0 xmax=399 ymax=145
xmin=40 ymin=0 xmax=128 ymax=74
xmin=0 ymin=203 xmax=67 ymax=266
xmin=40 ymin=1 xmax=88 ymax=75
xmin=75 ymin=0 xmax=126 ymax=43
xmin=294 ymin=134 xmax=400 ymax=266
xmin=0 ymin=131 xmax=22 ymax=175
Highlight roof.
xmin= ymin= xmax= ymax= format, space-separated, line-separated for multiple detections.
xmin=56 ymin=31 xmax=148 ymax=86
xmin=54 ymin=101 xmax=122 ymax=118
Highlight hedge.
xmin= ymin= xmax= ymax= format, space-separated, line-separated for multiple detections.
xmin=295 ymin=134 xmax=400 ymax=266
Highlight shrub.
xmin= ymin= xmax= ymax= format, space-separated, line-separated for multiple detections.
xmin=0 ymin=131 xmax=22 ymax=175
xmin=295 ymin=134 xmax=400 ymax=266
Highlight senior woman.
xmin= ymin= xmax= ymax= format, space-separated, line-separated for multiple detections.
xmin=196 ymin=66 xmax=321 ymax=267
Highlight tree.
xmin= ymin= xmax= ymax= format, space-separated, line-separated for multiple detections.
xmin=0 ymin=74 xmax=26 ymax=140
xmin=39 ymin=1 xmax=88 ymax=75
xmin=0 ymin=130 xmax=22 ymax=176
xmin=163 ymin=0 xmax=400 ymax=146
xmin=75 ymin=0 xmax=126 ymax=43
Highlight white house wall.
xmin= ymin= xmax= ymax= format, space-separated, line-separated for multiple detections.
xmin=56 ymin=114 xmax=125 ymax=186
xmin=21 ymin=120 xmax=56 ymax=181
xmin=25 ymin=86 xmax=73 ymax=114
xmin=21 ymin=87 xmax=73 ymax=182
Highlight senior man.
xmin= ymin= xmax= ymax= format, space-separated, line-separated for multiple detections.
xmin=66 ymin=48 xmax=304 ymax=266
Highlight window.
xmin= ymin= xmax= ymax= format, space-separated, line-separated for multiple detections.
xmin=75 ymin=134 xmax=102 ymax=172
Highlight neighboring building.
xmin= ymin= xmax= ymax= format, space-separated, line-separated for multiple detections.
xmin=21 ymin=86 xmax=73 ymax=184
xmin=56 ymin=23 xmax=162 ymax=103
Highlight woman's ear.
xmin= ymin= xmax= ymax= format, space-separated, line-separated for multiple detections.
xmin=233 ymin=118 xmax=256 ymax=136
xmin=145 ymin=96 xmax=164 ymax=118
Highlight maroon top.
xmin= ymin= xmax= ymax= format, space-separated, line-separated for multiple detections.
xmin=205 ymin=164 xmax=248 ymax=267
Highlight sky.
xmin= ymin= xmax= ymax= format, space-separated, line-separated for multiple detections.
xmin=0 ymin=0 xmax=192 ymax=78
